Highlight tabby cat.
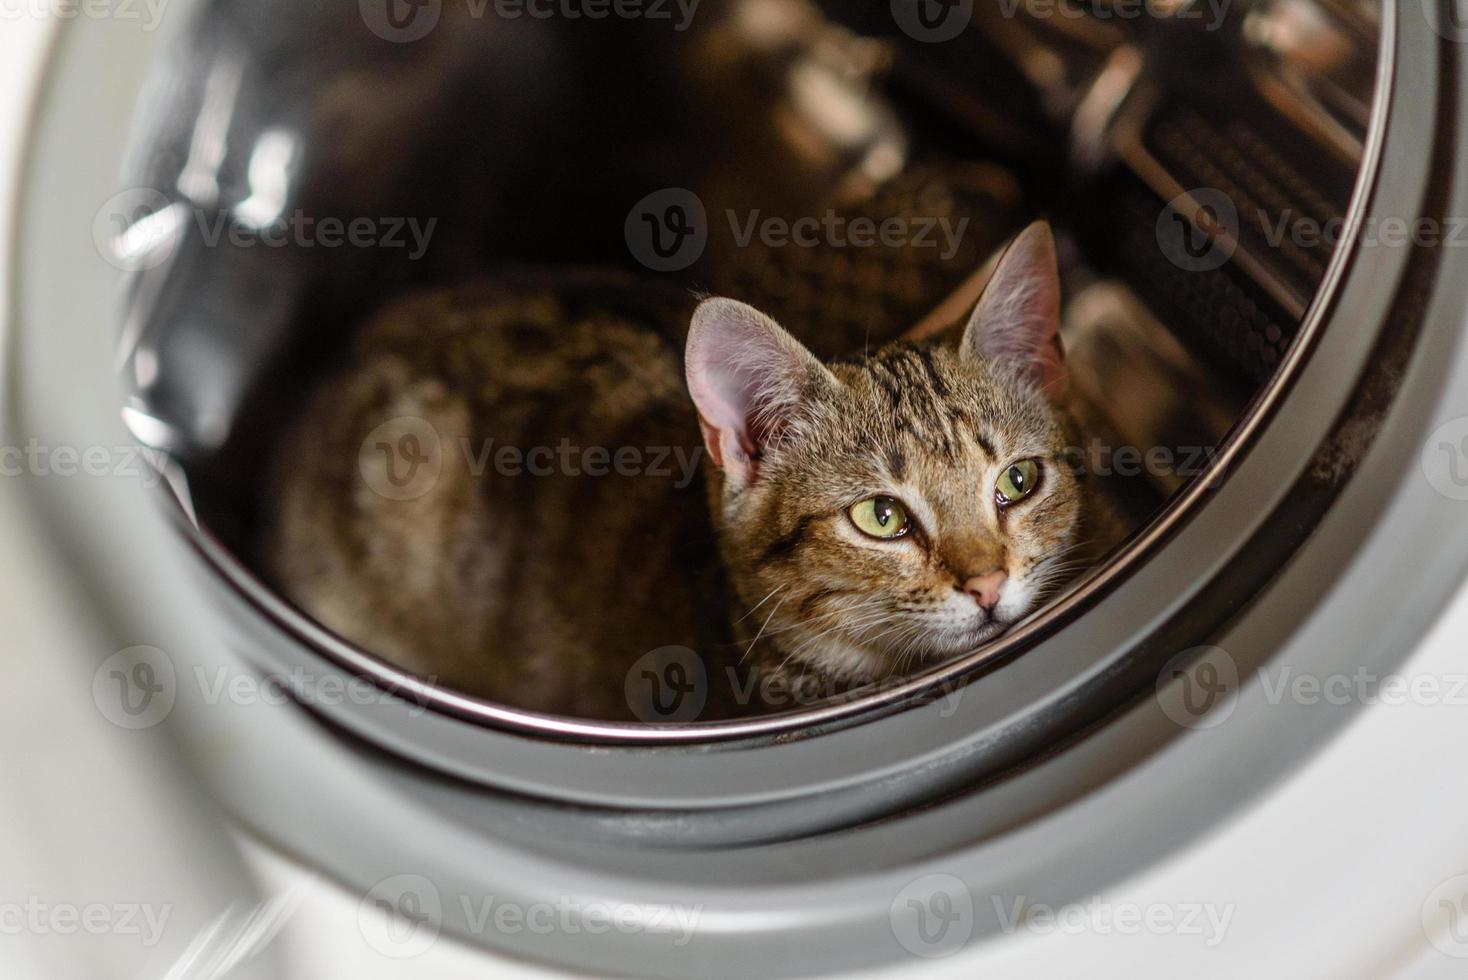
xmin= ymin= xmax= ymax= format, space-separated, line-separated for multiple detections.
xmin=270 ymin=222 xmax=1112 ymax=721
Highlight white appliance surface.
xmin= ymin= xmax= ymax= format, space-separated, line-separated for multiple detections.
xmin=4 ymin=13 xmax=1468 ymax=979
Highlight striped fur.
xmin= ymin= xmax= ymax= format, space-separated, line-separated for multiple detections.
xmin=269 ymin=277 xmax=1109 ymax=720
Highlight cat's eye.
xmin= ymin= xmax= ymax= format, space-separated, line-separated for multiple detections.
xmin=848 ymin=496 xmax=911 ymax=539
xmin=996 ymin=459 xmax=1041 ymax=507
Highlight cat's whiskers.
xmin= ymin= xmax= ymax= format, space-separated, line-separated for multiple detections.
xmin=776 ymin=608 xmax=895 ymax=672
xmin=883 ymin=623 xmax=932 ymax=677
xmin=735 ymin=584 xmax=787 ymax=624
xmin=780 ymin=608 xmax=892 ymax=659
xmin=861 ymin=615 xmax=918 ymax=650
xmin=741 ymin=593 xmax=791 ymax=663
xmin=753 ymin=598 xmax=888 ymax=641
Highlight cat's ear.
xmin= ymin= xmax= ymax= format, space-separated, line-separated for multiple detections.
xmin=686 ymin=297 xmax=835 ymax=486
xmin=960 ymin=221 xmax=1067 ymax=401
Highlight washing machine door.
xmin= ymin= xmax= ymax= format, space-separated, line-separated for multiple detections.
xmin=10 ymin=3 xmax=1468 ymax=979
xmin=0 ymin=22 xmax=294 ymax=980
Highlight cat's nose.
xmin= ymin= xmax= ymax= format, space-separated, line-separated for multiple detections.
xmin=962 ymin=571 xmax=1007 ymax=611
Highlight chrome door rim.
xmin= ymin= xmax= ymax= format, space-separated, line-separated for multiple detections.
xmin=133 ymin=5 xmax=1401 ymax=748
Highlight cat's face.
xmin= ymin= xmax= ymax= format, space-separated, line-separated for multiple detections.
xmin=722 ymin=346 xmax=1081 ymax=677
xmin=688 ymin=222 xmax=1081 ymax=681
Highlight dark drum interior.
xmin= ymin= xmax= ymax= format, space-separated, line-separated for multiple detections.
xmin=113 ymin=0 xmax=1382 ymax=718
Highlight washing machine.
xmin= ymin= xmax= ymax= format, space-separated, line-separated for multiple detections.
xmin=6 ymin=1 xmax=1468 ymax=978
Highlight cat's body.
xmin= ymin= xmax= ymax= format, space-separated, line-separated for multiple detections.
xmin=270 ymin=278 xmax=730 ymax=719
xmin=270 ymin=224 xmax=1119 ymax=721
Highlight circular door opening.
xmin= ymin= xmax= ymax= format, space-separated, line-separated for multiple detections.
xmin=110 ymin=0 xmax=1387 ymax=742
xmin=25 ymin=4 xmax=1468 ymax=975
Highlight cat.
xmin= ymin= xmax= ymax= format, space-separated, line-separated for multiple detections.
xmin=268 ymin=222 xmax=1113 ymax=721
